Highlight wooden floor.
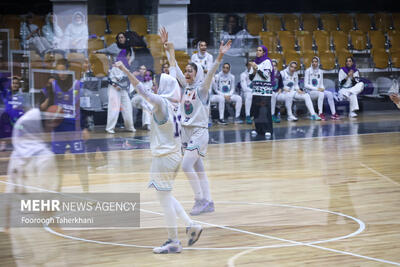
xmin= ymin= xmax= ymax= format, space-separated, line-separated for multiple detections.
xmin=1 ymin=114 xmax=400 ymax=266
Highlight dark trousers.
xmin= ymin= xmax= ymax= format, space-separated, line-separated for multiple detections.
xmin=250 ymin=95 xmax=273 ymax=135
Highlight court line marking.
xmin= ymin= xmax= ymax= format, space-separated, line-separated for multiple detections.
xmin=1 ymin=130 xmax=399 ymax=160
xmin=1 ymin=182 xmax=399 ymax=265
xmin=0 ymin=180 xmax=364 ymax=250
xmin=360 ymin=162 xmax=400 ymax=186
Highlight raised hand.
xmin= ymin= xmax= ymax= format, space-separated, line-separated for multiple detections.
xmin=219 ymin=40 xmax=232 ymax=55
xmin=114 ymin=61 xmax=126 ymax=71
xmin=159 ymin=26 xmax=168 ymax=44
xmin=165 ymin=42 xmax=174 ymax=52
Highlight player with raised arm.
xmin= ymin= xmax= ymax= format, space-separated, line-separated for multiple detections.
xmin=115 ymin=61 xmax=202 ymax=254
xmin=159 ymin=27 xmax=232 ymax=215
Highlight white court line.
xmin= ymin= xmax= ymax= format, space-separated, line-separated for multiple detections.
xmin=360 ymin=163 xmax=400 ymax=186
xmin=1 ymin=181 xmax=399 ymax=265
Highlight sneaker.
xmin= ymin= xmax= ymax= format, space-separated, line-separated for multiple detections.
xmin=217 ymin=119 xmax=228 ymax=125
xmin=245 ymin=116 xmax=253 ymax=124
xmin=208 ymin=118 xmax=213 ymax=127
xmin=190 ymin=199 xmax=207 ymax=215
xmin=106 ymin=129 xmax=115 ymax=134
xmin=143 ymin=124 xmax=150 ymax=131
xmin=186 ymin=224 xmax=203 ymax=246
xmin=272 ymin=114 xmax=281 ymax=123
xmin=310 ymin=114 xmax=321 ymax=121
xmin=127 ymin=127 xmax=136 ymax=132
xmin=287 ymin=115 xmax=298 ymax=121
xmin=318 ymin=113 xmax=326 ymax=121
xmin=234 ymin=117 xmax=244 ymax=124
xmin=265 ymin=132 xmax=272 ymax=138
xmin=251 ymin=130 xmax=257 ymax=136
xmin=349 ymin=111 xmax=358 ymax=118
xmin=331 ymin=113 xmax=340 ymax=120
xmin=153 ymin=239 xmax=182 ymax=254
xmin=202 ymin=200 xmax=215 ymax=213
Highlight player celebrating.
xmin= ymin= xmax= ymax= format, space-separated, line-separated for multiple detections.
xmin=115 ymin=61 xmax=202 ymax=254
xmin=160 ymin=27 xmax=231 ymax=215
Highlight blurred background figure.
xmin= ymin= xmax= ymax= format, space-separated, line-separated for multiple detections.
xmin=106 ymin=50 xmax=135 ymax=134
xmin=20 ymin=12 xmax=52 ymax=55
xmin=220 ymin=14 xmax=251 ymax=57
xmin=63 ymin=11 xmax=88 ymax=53
xmin=131 ymin=65 xmax=153 ymax=130
xmin=41 ymin=12 xmax=63 ymax=50
xmin=0 ymin=76 xmax=28 ymax=151
xmin=5 ymin=106 xmax=66 ymax=267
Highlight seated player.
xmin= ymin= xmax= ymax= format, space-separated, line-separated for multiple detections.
xmin=304 ymin=56 xmax=339 ymax=120
xmin=280 ymin=61 xmax=321 ymax=121
xmin=338 ymin=57 xmax=364 ymax=118
xmin=270 ymin=59 xmax=285 ymax=123
xmin=240 ymin=61 xmax=253 ymax=124
xmin=115 ymin=60 xmax=203 ymax=254
xmin=213 ymin=63 xmax=243 ymax=124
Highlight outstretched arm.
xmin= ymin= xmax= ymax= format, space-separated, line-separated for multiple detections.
xmin=200 ymin=40 xmax=232 ymax=95
xmin=115 ymin=61 xmax=166 ymax=122
xmin=159 ymin=27 xmax=186 ymax=88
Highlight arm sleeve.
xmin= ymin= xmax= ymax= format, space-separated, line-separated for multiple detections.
xmin=294 ymin=73 xmax=300 ymax=90
xmin=207 ymin=54 xmax=214 ymax=72
xmin=200 ymin=58 xmax=222 ymax=97
xmin=248 ymin=67 xmax=255 ymax=81
xmin=338 ymin=69 xmax=347 ymax=84
xmin=229 ymin=75 xmax=235 ymax=96
xmin=134 ymin=82 xmax=169 ymax=123
xmin=240 ymin=73 xmax=250 ymax=93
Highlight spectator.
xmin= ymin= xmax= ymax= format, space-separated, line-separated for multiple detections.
xmin=20 ymin=12 xmax=51 ymax=54
xmin=63 ymin=11 xmax=88 ymax=52
xmin=338 ymin=57 xmax=364 ymax=118
xmin=42 ymin=12 xmax=63 ymax=49
xmin=105 ymin=50 xmax=135 ymax=133
xmin=220 ymin=14 xmax=252 ymax=56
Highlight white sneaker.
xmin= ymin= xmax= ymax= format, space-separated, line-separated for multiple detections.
xmin=287 ymin=115 xmax=298 ymax=121
xmin=153 ymin=239 xmax=182 ymax=254
xmin=251 ymin=130 xmax=257 ymax=136
xmin=106 ymin=129 xmax=115 ymax=134
xmin=127 ymin=127 xmax=136 ymax=132
xmin=349 ymin=112 xmax=358 ymax=118
xmin=186 ymin=224 xmax=203 ymax=246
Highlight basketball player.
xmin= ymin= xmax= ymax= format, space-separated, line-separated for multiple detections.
xmin=115 ymin=61 xmax=203 ymax=254
xmin=240 ymin=61 xmax=253 ymax=124
xmin=160 ymin=27 xmax=232 ymax=215
xmin=304 ymin=56 xmax=339 ymax=120
xmin=338 ymin=57 xmax=364 ymax=118
xmin=280 ymin=61 xmax=321 ymax=121
xmin=213 ymin=63 xmax=243 ymax=123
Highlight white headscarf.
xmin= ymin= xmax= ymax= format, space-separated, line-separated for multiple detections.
xmin=197 ymin=41 xmax=206 ymax=59
xmin=158 ymin=73 xmax=181 ymax=107
xmin=310 ymin=56 xmax=320 ymax=74
xmin=285 ymin=61 xmax=298 ymax=76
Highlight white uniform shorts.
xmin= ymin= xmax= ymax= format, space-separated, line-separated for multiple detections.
xmin=181 ymin=126 xmax=209 ymax=157
xmin=148 ymin=150 xmax=182 ymax=191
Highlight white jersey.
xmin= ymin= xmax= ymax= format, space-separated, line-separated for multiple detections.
xmin=214 ymin=71 xmax=235 ymax=96
xmin=304 ymin=67 xmax=324 ymax=92
xmin=150 ymin=99 xmax=181 ymax=157
xmin=191 ymin=52 xmax=213 ymax=73
xmin=280 ymin=68 xmax=300 ymax=91
xmin=181 ymin=87 xmax=209 ymax=128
